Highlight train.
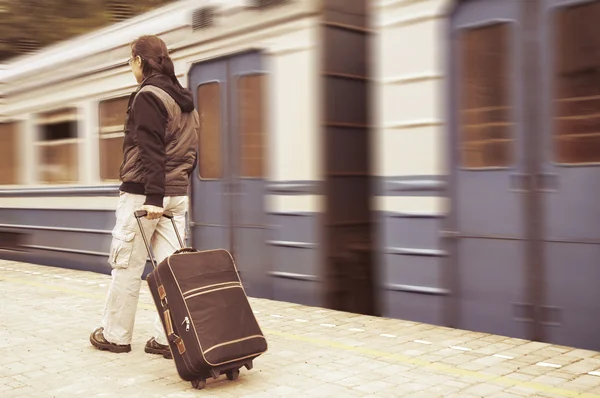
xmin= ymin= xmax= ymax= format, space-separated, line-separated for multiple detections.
xmin=2 ymin=0 xmax=600 ymax=352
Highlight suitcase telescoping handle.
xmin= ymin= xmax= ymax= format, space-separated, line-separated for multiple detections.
xmin=134 ymin=210 xmax=185 ymax=269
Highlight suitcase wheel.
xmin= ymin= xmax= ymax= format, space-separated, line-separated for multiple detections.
xmin=191 ymin=379 xmax=206 ymax=390
xmin=226 ymin=369 xmax=240 ymax=381
xmin=210 ymin=369 xmax=220 ymax=379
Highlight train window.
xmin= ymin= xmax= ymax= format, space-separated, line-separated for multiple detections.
xmin=99 ymin=96 xmax=129 ymax=181
xmin=238 ymin=74 xmax=266 ymax=178
xmin=36 ymin=108 xmax=79 ymax=184
xmin=197 ymin=82 xmax=222 ymax=179
xmin=0 ymin=122 xmax=18 ymax=185
xmin=459 ymin=22 xmax=513 ymax=169
xmin=554 ymin=1 xmax=600 ymax=164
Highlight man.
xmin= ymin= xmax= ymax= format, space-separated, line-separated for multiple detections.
xmin=90 ymin=35 xmax=199 ymax=358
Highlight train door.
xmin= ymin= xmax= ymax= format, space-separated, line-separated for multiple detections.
xmin=448 ymin=0 xmax=532 ymax=340
xmin=538 ymin=0 xmax=600 ymax=349
xmin=450 ymin=0 xmax=600 ymax=350
xmin=188 ymin=51 xmax=271 ymax=299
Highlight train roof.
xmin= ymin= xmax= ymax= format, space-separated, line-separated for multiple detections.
xmin=0 ymin=0 xmax=292 ymax=84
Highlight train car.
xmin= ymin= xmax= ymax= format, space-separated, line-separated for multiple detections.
xmin=2 ymin=0 xmax=600 ymax=353
xmin=0 ymin=0 xmax=374 ymax=314
xmin=371 ymin=0 xmax=600 ymax=353
xmin=441 ymin=0 xmax=600 ymax=352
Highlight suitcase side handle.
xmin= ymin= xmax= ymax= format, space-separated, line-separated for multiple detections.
xmin=134 ymin=210 xmax=185 ymax=270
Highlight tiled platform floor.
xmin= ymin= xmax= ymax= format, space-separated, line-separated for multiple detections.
xmin=2 ymin=260 xmax=600 ymax=397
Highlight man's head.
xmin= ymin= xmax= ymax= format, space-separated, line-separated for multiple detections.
xmin=129 ymin=35 xmax=175 ymax=84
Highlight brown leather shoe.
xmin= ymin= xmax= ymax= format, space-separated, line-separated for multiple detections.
xmin=145 ymin=337 xmax=173 ymax=359
xmin=90 ymin=327 xmax=131 ymax=353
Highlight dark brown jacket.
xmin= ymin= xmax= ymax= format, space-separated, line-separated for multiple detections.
xmin=119 ymin=74 xmax=199 ymax=207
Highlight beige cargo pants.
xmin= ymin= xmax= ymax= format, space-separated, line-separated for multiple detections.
xmin=100 ymin=191 xmax=189 ymax=346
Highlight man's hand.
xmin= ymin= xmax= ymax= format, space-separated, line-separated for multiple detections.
xmin=141 ymin=205 xmax=164 ymax=220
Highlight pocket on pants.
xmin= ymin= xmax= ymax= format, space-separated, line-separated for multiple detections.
xmin=108 ymin=228 xmax=136 ymax=269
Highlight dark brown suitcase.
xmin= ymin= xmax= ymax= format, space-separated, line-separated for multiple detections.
xmin=135 ymin=210 xmax=268 ymax=390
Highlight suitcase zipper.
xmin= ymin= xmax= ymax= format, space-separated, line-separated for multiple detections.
xmin=182 ymin=316 xmax=190 ymax=332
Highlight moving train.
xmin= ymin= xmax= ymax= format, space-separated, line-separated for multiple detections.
xmin=1 ymin=0 xmax=600 ymax=351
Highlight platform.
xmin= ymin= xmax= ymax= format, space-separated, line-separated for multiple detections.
xmin=2 ymin=260 xmax=600 ymax=397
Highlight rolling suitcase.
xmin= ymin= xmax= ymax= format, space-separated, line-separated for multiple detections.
xmin=134 ymin=210 xmax=268 ymax=390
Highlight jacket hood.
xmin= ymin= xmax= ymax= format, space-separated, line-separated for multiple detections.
xmin=140 ymin=74 xmax=195 ymax=113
